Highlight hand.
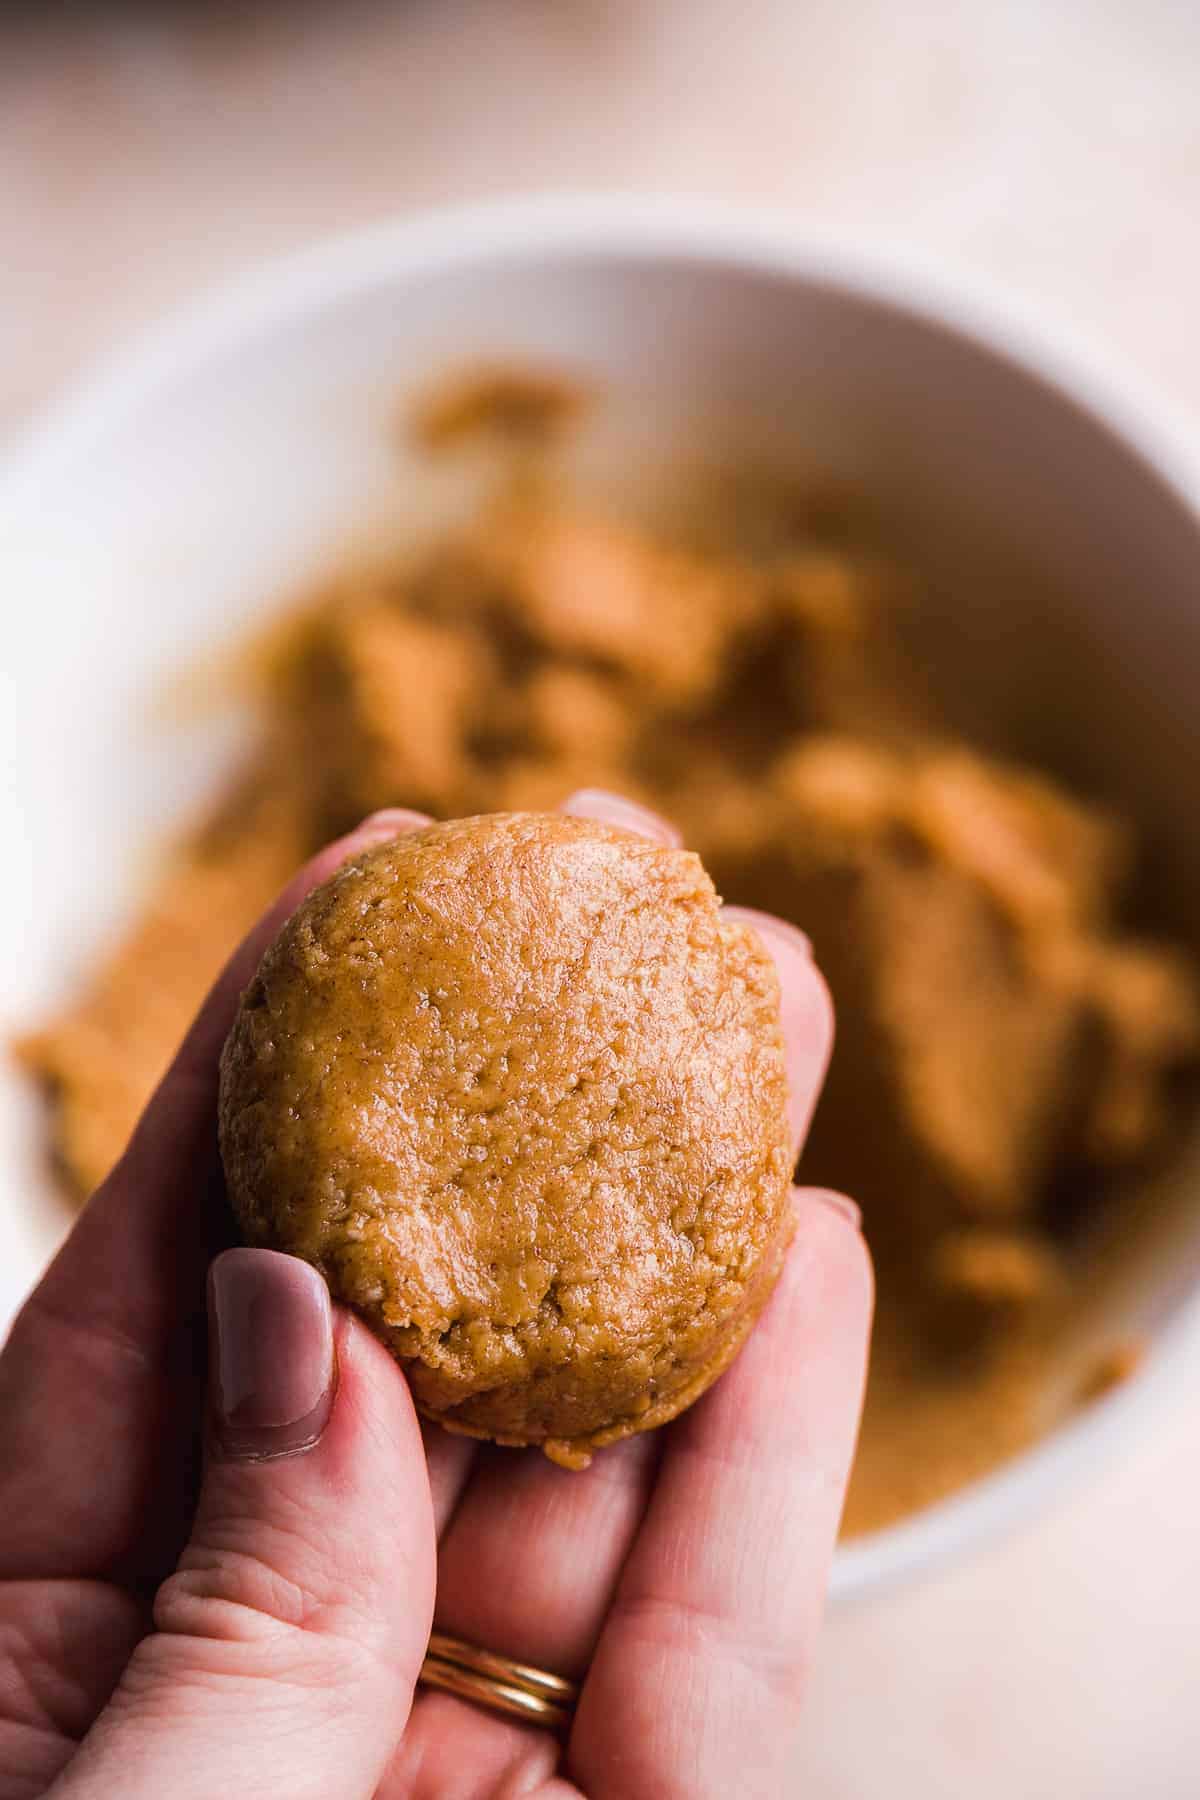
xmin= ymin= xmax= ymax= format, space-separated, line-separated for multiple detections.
xmin=0 ymin=794 xmax=872 ymax=1800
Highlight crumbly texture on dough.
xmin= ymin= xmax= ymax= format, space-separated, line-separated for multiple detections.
xmin=19 ymin=396 xmax=1200 ymax=1529
xmin=218 ymin=812 xmax=793 ymax=1466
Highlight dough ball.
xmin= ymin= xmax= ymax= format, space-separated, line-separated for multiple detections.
xmin=219 ymin=812 xmax=793 ymax=1467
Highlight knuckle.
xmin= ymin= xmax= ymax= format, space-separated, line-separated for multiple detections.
xmin=153 ymin=1551 xmax=312 ymax=1644
xmin=142 ymin=1550 xmax=385 ymax=1706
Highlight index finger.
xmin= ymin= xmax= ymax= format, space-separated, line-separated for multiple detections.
xmin=0 ymin=808 xmax=429 ymax=1581
xmin=44 ymin=807 xmax=431 ymax=1345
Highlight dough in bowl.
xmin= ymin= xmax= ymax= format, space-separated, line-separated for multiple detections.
xmin=218 ymin=811 xmax=793 ymax=1468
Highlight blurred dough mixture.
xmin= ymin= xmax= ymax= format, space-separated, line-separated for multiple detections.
xmin=19 ymin=369 xmax=1199 ymax=1532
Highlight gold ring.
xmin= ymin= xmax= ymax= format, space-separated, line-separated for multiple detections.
xmin=419 ymin=1630 xmax=579 ymax=1732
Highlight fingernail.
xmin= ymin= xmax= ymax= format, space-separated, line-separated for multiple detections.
xmin=358 ymin=807 xmax=433 ymax=838
xmin=208 ymin=1249 xmax=336 ymax=1462
xmin=722 ymin=905 xmax=813 ymax=961
xmin=808 ymin=1188 xmax=863 ymax=1231
xmin=339 ymin=809 xmax=433 ymax=868
xmin=562 ymin=788 xmax=683 ymax=848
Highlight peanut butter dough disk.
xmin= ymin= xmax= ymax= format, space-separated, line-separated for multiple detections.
xmin=218 ymin=812 xmax=793 ymax=1468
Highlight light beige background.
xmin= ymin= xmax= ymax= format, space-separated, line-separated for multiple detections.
xmin=3 ymin=4 xmax=1199 ymax=1794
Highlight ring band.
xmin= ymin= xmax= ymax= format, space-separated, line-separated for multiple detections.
xmin=419 ymin=1630 xmax=579 ymax=1732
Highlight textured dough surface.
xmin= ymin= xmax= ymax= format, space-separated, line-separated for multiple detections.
xmin=219 ymin=811 xmax=793 ymax=1465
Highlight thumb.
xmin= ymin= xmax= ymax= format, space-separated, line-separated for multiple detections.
xmin=53 ymin=1250 xmax=436 ymax=1800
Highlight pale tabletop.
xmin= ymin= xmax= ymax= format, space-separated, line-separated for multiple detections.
xmin=4 ymin=4 xmax=1200 ymax=1795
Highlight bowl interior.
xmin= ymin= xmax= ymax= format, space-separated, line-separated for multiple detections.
xmin=4 ymin=219 xmax=1200 ymax=1580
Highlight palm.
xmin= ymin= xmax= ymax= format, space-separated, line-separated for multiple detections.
xmin=0 ymin=1185 xmax=205 ymax=1791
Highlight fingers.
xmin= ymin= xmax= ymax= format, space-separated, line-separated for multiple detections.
xmin=393 ymin=793 xmax=827 ymax=1795
xmin=561 ymin=787 xmax=683 ymax=847
xmin=50 ymin=1249 xmax=437 ymax=1800
xmin=722 ymin=906 xmax=834 ymax=1160
xmin=569 ymin=1193 xmax=872 ymax=1799
xmin=0 ymin=809 xmax=430 ymax=1583
xmin=420 ymin=1418 xmax=478 ymax=1535
xmin=418 ymin=789 xmax=830 ymax=1684
xmin=435 ymin=1435 xmax=658 ymax=1676
xmin=399 ymin=795 xmax=836 ymax=1796
xmin=387 ymin=1434 xmax=658 ymax=1797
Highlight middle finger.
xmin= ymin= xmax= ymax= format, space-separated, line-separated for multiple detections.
xmin=432 ymin=1430 xmax=659 ymax=1678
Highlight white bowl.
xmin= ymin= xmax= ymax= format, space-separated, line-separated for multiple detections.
xmin=4 ymin=196 xmax=1200 ymax=1600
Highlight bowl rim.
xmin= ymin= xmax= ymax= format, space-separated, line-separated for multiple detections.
xmin=4 ymin=191 xmax=1200 ymax=1601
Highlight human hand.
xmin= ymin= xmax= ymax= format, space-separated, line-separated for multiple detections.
xmin=0 ymin=793 xmax=871 ymax=1800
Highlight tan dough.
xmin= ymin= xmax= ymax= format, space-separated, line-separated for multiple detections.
xmin=218 ymin=811 xmax=793 ymax=1468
